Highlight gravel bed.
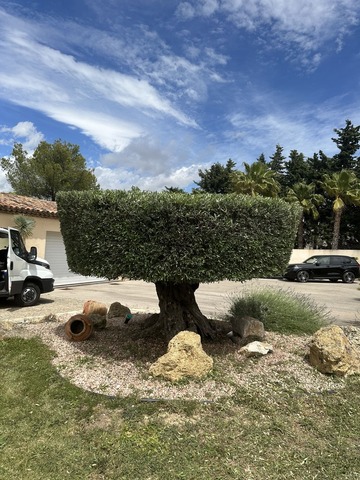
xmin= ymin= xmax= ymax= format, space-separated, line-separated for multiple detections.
xmin=1 ymin=308 xmax=348 ymax=402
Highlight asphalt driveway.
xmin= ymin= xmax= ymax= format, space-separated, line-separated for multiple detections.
xmin=1 ymin=277 xmax=359 ymax=327
xmin=56 ymin=277 xmax=360 ymax=326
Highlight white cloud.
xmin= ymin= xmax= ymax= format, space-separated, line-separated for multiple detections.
xmin=204 ymin=48 xmax=228 ymax=65
xmin=176 ymin=0 xmax=220 ymax=19
xmin=176 ymin=2 xmax=196 ymax=20
xmin=0 ymin=121 xmax=44 ymax=153
xmin=99 ymin=130 xmax=209 ymax=176
xmin=226 ymin=91 xmax=360 ymax=163
xmin=0 ymin=2 xmax=359 ymax=195
xmin=178 ymin=0 xmax=360 ymax=66
xmin=0 ymin=170 xmax=10 ymax=193
xmin=199 ymin=0 xmax=220 ymax=16
xmin=45 ymin=109 xmax=144 ymax=153
xmin=94 ymin=164 xmax=201 ymax=191
xmin=0 ymin=6 xmax=231 ymax=137
xmin=100 ymin=136 xmax=174 ymax=175
xmin=0 ymin=9 xmax=198 ymax=155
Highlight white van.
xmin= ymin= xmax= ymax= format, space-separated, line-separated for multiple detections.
xmin=0 ymin=227 xmax=54 ymax=306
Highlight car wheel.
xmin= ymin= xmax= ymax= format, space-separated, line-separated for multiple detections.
xmin=342 ymin=271 xmax=355 ymax=284
xmin=14 ymin=283 xmax=41 ymax=307
xmin=296 ymin=270 xmax=309 ymax=282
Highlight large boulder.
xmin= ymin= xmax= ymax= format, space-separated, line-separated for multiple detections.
xmin=149 ymin=331 xmax=213 ymax=382
xmin=309 ymin=325 xmax=360 ymax=376
xmin=107 ymin=302 xmax=131 ymax=320
xmin=230 ymin=315 xmax=265 ymax=345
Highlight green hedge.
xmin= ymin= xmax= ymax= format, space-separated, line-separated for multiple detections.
xmin=56 ymin=190 xmax=301 ymax=283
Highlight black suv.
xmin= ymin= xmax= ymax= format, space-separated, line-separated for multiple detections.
xmin=283 ymin=255 xmax=360 ymax=283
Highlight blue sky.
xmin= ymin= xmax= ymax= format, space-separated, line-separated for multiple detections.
xmin=0 ymin=0 xmax=360 ymax=192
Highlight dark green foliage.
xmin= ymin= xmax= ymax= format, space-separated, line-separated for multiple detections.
xmin=194 ymin=159 xmax=236 ymax=193
xmin=57 ymin=190 xmax=301 ymax=283
xmin=257 ymin=153 xmax=266 ymax=163
xmin=164 ymin=186 xmax=186 ymax=193
xmin=1 ymin=140 xmax=99 ymax=200
xmin=285 ymin=182 xmax=324 ymax=248
xmin=307 ymin=150 xmax=334 ymax=183
xmin=332 ymin=119 xmax=360 ymax=172
xmin=284 ymin=150 xmax=312 ymax=188
xmin=268 ymin=144 xmax=286 ymax=176
xmin=321 ymin=170 xmax=360 ymax=249
xmin=251 ymin=120 xmax=360 ymax=247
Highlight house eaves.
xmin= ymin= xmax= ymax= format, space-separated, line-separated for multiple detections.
xmin=0 ymin=193 xmax=58 ymax=218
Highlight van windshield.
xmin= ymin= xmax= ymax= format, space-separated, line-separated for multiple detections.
xmin=10 ymin=229 xmax=27 ymax=259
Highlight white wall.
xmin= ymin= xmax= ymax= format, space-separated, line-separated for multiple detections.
xmin=289 ymin=249 xmax=360 ymax=264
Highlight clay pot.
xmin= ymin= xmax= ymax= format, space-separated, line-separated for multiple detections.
xmin=64 ymin=314 xmax=93 ymax=341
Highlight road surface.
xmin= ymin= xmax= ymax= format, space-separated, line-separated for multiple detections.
xmin=55 ymin=277 xmax=360 ymax=327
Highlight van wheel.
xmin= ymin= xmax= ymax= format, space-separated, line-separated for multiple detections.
xmin=342 ymin=271 xmax=355 ymax=284
xmin=14 ymin=283 xmax=41 ymax=307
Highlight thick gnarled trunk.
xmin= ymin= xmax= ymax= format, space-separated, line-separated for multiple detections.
xmin=155 ymin=281 xmax=215 ymax=342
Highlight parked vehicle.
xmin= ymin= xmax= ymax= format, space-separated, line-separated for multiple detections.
xmin=283 ymin=255 xmax=360 ymax=283
xmin=0 ymin=227 xmax=54 ymax=306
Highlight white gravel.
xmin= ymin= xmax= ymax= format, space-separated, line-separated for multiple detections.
xmin=0 ymin=300 xmax=348 ymax=402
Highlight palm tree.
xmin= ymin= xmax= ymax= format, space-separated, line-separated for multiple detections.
xmin=321 ymin=170 xmax=360 ymax=249
xmin=13 ymin=215 xmax=35 ymax=240
xmin=285 ymin=182 xmax=324 ymax=248
xmin=232 ymin=161 xmax=280 ymax=197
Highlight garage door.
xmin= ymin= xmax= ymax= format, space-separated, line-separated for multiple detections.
xmin=45 ymin=231 xmax=102 ymax=286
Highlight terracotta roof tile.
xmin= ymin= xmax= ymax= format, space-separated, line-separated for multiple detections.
xmin=0 ymin=193 xmax=58 ymax=218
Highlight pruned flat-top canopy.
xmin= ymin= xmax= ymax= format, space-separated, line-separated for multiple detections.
xmin=57 ymin=190 xmax=300 ymax=284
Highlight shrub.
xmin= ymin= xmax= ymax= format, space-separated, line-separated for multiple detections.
xmin=226 ymin=287 xmax=331 ymax=335
xmin=56 ymin=190 xmax=301 ymax=340
xmin=56 ymin=190 xmax=301 ymax=283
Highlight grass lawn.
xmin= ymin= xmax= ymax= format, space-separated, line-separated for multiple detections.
xmin=1 ymin=334 xmax=360 ymax=480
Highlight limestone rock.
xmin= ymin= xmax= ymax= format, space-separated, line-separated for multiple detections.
xmin=149 ymin=330 xmax=213 ymax=382
xmin=341 ymin=325 xmax=360 ymax=350
xmin=239 ymin=341 xmax=273 ymax=357
xmin=230 ymin=315 xmax=265 ymax=345
xmin=309 ymin=325 xmax=360 ymax=376
xmin=107 ymin=302 xmax=131 ymax=319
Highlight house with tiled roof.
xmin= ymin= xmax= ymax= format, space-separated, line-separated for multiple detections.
xmin=0 ymin=193 xmax=97 ymax=285
xmin=0 ymin=193 xmax=59 ymax=256
xmin=0 ymin=193 xmax=57 ymax=219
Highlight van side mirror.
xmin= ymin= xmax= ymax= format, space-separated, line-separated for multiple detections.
xmin=28 ymin=246 xmax=37 ymax=261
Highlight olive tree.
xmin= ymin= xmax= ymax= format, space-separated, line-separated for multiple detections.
xmin=57 ymin=190 xmax=300 ymax=341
